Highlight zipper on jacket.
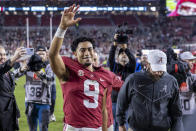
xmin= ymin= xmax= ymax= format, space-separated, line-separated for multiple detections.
xmin=149 ymin=82 xmax=155 ymax=130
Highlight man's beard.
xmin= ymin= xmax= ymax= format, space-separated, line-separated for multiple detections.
xmin=147 ymin=69 xmax=162 ymax=81
xmin=151 ymin=75 xmax=161 ymax=81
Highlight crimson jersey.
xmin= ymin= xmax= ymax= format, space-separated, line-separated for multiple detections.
xmin=61 ymin=56 xmax=123 ymax=128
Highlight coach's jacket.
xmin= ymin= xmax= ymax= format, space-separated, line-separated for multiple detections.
xmin=116 ymin=71 xmax=184 ymax=131
xmin=0 ymin=59 xmax=20 ymax=131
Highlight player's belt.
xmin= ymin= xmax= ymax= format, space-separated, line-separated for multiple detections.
xmin=63 ymin=123 xmax=102 ymax=131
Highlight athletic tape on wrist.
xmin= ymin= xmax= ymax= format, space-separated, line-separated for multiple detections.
xmin=55 ymin=27 xmax=67 ymax=38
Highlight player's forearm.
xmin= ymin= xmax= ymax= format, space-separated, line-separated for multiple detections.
xmin=102 ymin=110 xmax=108 ymax=131
xmin=49 ymin=37 xmax=64 ymax=57
xmin=102 ymin=88 xmax=108 ymax=131
xmin=49 ymin=25 xmax=68 ymax=56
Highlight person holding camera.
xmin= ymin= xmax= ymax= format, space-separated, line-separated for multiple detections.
xmin=15 ymin=46 xmax=55 ymax=131
xmin=108 ymin=33 xmax=136 ymax=131
xmin=178 ymin=51 xmax=196 ymax=124
xmin=116 ymin=50 xmax=183 ymax=131
xmin=166 ymin=48 xmax=188 ymax=87
xmin=0 ymin=46 xmax=26 ymax=131
xmin=166 ymin=48 xmax=196 ymax=124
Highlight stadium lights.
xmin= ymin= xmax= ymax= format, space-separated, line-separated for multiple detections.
xmin=150 ymin=7 xmax=156 ymax=11
xmin=79 ymin=7 xmax=97 ymax=12
xmin=107 ymin=7 xmax=113 ymax=11
xmin=23 ymin=7 xmax=30 ymax=11
xmin=138 ymin=7 xmax=145 ymax=11
xmin=48 ymin=7 xmax=58 ymax=11
xmin=31 ymin=6 xmax=46 ymax=12
xmin=97 ymin=7 xmax=107 ymax=11
xmin=2 ymin=6 xmax=150 ymax=12
xmin=8 ymin=7 xmax=16 ymax=11
xmin=123 ymin=7 xmax=128 ymax=10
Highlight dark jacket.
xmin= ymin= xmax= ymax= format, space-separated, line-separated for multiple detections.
xmin=116 ymin=72 xmax=183 ymax=131
xmin=108 ymin=45 xmax=136 ymax=103
xmin=0 ymin=59 xmax=20 ymax=131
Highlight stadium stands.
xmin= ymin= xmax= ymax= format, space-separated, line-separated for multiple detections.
xmin=0 ymin=15 xmax=195 ymax=63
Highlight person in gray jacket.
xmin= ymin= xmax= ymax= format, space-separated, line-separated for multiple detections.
xmin=179 ymin=51 xmax=196 ymax=124
xmin=116 ymin=50 xmax=183 ymax=131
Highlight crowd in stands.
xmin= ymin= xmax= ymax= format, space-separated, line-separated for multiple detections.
xmin=0 ymin=16 xmax=195 ymax=65
xmin=1 ymin=0 xmax=158 ymax=7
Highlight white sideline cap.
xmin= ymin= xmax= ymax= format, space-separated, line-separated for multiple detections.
xmin=147 ymin=50 xmax=167 ymax=72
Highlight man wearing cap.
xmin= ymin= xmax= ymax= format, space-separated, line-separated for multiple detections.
xmin=15 ymin=46 xmax=55 ymax=131
xmin=108 ymin=35 xmax=136 ymax=131
xmin=116 ymin=50 xmax=183 ymax=131
xmin=179 ymin=51 xmax=196 ymax=124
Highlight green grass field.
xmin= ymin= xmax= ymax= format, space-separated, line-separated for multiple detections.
xmin=15 ymin=76 xmax=64 ymax=131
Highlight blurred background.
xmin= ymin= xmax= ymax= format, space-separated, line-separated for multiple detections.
xmin=0 ymin=0 xmax=196 ymax=64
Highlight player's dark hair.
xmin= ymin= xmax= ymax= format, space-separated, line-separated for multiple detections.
xmin=71 ymin=37 xmax=95 ymax=52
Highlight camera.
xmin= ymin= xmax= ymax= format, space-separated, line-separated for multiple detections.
xmin=166 ymin=48 xmax=190 ymax=86
xmin=114 ymin=22 xmax=133 ymax=44
xmin=27 ymin=54 xmax=45 ymax=72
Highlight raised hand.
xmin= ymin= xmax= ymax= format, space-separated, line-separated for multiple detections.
xmin=13 ymin=47 xmax=26 ymax=60
xmin=10 ymin=47 xmax=26 ymax=66
xmin=60 ymin=4 xmax=82 ymax=30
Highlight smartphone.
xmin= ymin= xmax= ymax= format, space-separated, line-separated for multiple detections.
xmin=26 ymin=48 xmax=34 ymax=56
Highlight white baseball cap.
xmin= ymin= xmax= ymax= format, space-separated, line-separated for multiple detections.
xmin=180 ymin=51 xmax=196 ymax=60
xmin=147 ymin=50 xmax=167 ymax=72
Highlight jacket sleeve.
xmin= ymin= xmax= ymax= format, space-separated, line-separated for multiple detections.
xmin=116 ymin=74 xmax=133 ymax=126
xmin=108 ymin=45 xmax=117 ymax=71
xmin=0 ymin=59 xmax=13 ymax=76
xmin=125 ymin=48 xmax=136 ymax=73
xmin=169 ymin=79 xmax=184 ymax=131
xmin=13 ymin=68 xmax=27 ymax=78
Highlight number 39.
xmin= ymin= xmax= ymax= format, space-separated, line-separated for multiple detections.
xmin=83 ymin=79 xmax=99 ymax=108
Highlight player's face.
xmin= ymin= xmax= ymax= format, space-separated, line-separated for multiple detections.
xmin=0 ymin=48 xmax=6 ymax=64
xmin=75 ymin=41 xmax=94 ymax=67
xmin=118 ymin=52 xmax=129 ymax=66
xmin=36 ymin=50 xmax=47 ymax=62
